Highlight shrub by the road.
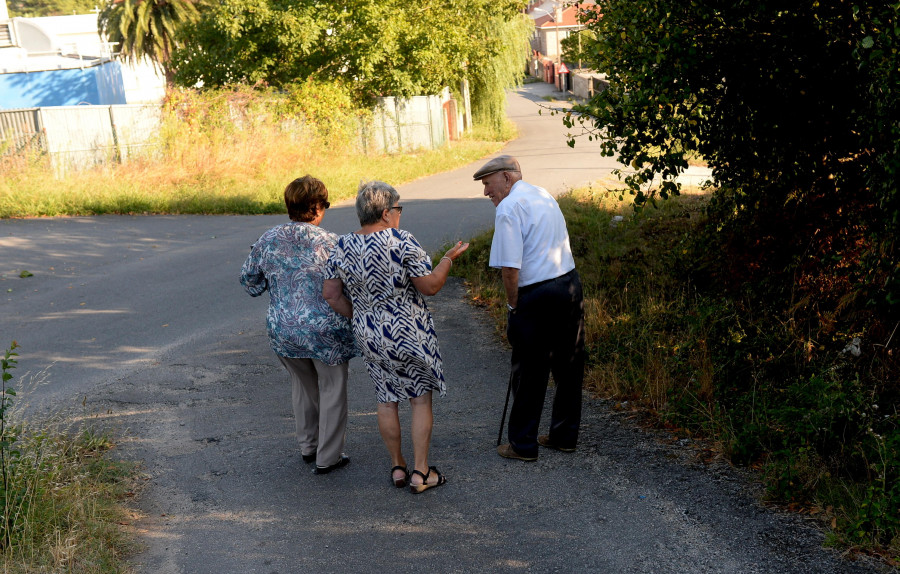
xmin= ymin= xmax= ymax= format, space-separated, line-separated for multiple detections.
xmin=543 ymin=0 xmax=900 ymax=558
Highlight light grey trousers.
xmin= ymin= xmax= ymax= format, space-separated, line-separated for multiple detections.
xmin=277 ymin=356 xmax=349 ymax=467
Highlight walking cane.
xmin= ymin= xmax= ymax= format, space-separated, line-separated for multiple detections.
xmin=497 ymin=371 xmax=513 ymax=446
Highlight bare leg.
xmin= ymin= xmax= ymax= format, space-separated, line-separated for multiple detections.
xmin=409 ymin=392 xmax=436 ymax=486
xmin=377 ymin=402 xmax=406 ymax=479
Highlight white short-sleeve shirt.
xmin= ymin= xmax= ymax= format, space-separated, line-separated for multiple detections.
xmin=489 ymin=180 xmax=576 ymax=287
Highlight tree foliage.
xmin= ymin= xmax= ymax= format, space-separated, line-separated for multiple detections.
xmin=571 ymin=1 xmax=900 ymax=306
xmin=467 ymin=7 xmax=534 ymax=132
xmin=97 ymin=0 xmax=200 ymax=84
xmin=570 ymin=1 xmax=900 ymax=550
xmin=560 ymin=28 xmax=596 ymax=68
xmin=6 ymin=0 xmax=96 ymax=16
xmin=169 ymin=0 xmax=532 ymax=129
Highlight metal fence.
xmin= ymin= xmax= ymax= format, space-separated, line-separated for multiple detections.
xmin=1 ymin=94 xmax=452 ymax=173
xmin=367 ymin=95 xmax=447 ymax=154
xmin=0 ymin=104 xmax=162 ymax=172
xmin=0 ymin=107 xmax=46 ymax=155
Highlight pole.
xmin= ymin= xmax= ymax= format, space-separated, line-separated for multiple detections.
xmin=555 ymin=3 xmax=562 ymax=91
xmin=578 ymin=31 xmax=582 ymax=70
xmin=497 ymin=371 xmax=513 ymax=446
xmin=555 ymin=22 xmax=560 ymax=90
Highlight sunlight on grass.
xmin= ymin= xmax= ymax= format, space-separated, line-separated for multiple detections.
xmin=0 ymin=139 xmax=503 ymax=218
xmin=2 ymin=350 xmax=137 ymax=573
xmin=0 ymin=107 xmax=514 ymax=218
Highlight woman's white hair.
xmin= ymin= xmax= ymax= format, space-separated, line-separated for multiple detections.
xmin=356 ymin=180 xmax=400 ymax=226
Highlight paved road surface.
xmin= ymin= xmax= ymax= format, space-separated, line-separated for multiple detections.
xmin=0 ymin=83 xmax=624 ymax=411
xmin=0 ymin=84 xmax=880 ymax=573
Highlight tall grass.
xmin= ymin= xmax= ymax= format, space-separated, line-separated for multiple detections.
xmin=1 ymin=343 xmax=136 ymax=573
xmin=0 ymin=132 xmax=503 ymax=218
xmin=0 ymin=86 xmax=511 ymax=218
xmin=451 ymin=181 xmax=712 ymax=408
xmin=451 ymin=183 xmax=900 ymax=559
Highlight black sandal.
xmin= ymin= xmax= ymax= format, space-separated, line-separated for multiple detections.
xmin=409 ymin=466 xmax=447 ymax=494
xmin=390 ymin=465 xmax=409 ymax=488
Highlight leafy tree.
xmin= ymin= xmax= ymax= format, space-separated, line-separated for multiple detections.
xmin=170 ymin=0 xmax=531 ymax=130
xmin=168 ymin=0 xmax=321 ymax=88
xmin=570 ymin=1 xmax=899 ymax=307
xmin=466 ymin=6 xmax=534 ymax=132
xmin=560 ymin=28 xmax=596 ymax=69
xmin=97 ymin=0 xmax=200 ymax=85
xmin=570 ymin=2 xmax=900 ymax=549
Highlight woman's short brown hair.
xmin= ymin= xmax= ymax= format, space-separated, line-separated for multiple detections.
xmin=285 ymin=175 xmax=329 ymax=222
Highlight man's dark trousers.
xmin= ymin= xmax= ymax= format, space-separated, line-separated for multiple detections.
xmin=506 ymin=269 xmax=585 ymax=457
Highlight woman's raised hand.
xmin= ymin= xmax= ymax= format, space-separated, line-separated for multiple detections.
xmin=444 ymin=241 xmax=470 ymax=262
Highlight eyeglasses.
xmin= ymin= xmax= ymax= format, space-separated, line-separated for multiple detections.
xmin=390 ymin=205 xmax=403 ymax=214
xmin=322 ymin=201 xmax=331 ymax=209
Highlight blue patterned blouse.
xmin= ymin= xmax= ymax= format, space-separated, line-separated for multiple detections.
xmin=240 ymin=222 xmax=358 ymax=365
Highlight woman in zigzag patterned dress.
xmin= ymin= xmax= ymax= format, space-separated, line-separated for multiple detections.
xmin=324 ymin=180 xmax=468 ymax=494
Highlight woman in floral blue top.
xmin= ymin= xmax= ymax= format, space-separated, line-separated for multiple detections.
xmin=241 ymin=175 xmax=358 ymax=475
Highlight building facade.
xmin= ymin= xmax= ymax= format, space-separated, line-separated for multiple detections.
xmin=0 ymin=0 xmax=165 ymax=109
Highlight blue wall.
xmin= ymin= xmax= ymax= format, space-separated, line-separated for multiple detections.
xmin=0 ymin=61 xmax=126 ymax=109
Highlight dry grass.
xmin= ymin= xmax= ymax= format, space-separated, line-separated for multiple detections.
xmin=1 ymin=362 xmax=136 ymax=574
xmin=0 ymin=123 xmax=507 ymax=218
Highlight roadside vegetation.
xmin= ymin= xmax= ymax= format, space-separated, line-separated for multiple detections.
xmin=503 ymin=0 xmax=899 ymax=561
xmin=0 ymin=84 xmax=511 ymax=219
xmin=2 ymin=343 xmax=137 ymax=572
xmin=3 ymin=0 xmax=532 ymax=219
xmin=451 ymin=182 xmax=899 ymax=562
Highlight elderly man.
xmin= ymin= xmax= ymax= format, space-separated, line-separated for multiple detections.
xmin=475 ymin=155 xmax=585 ymax=461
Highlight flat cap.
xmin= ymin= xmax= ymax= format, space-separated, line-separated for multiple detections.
xmin=472 ymin=155 xmax=521 ymax=180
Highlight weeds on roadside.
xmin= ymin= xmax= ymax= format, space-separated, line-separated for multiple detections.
xmin=0 ymin=86 xmax=511 ymax=219
xmin=1 ymin=343 xmax=137 ymax=572
xmin=1 ymin=342 xmax=20 ymax=551
xmin=451 ymin=183 xmax=900 ymax=559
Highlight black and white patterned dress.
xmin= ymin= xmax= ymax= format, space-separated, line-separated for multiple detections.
xmin=325 ymin=228 xmax=446 ymax=402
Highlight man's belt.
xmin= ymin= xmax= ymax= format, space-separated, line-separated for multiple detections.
xmin=517 ymin=268 xmax=576 ymax=295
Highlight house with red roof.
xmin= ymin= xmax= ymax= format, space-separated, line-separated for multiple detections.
xmin=526 ymin=1 xmax=583 ymax=62
xmin=525 ymin=1 xmax=598 ymax=90
xmin=525 ymin=1 xmax=604 ymax=93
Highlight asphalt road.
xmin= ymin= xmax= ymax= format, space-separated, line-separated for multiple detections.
xmin=0 ymin=84 xmax=883 ymax=573
xmin=0 ymin=83 xmax=621 ymax=412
